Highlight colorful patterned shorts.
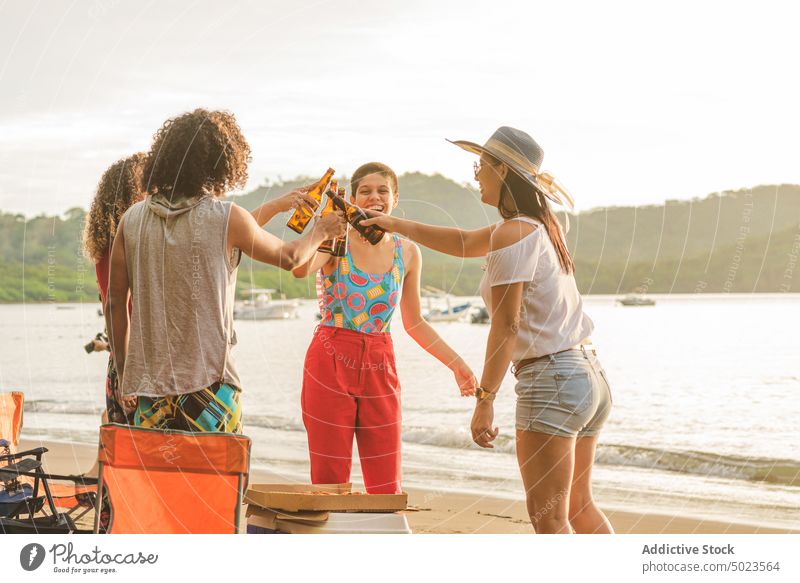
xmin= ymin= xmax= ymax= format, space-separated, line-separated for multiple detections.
xmin=133 ymin=383 xmax=242 ymax=434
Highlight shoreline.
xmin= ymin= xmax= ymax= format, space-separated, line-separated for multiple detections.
xmin=20 ymin=438 xmax=800 ymax=535
xmin=5 ymin=292 xmax=800 ymax=305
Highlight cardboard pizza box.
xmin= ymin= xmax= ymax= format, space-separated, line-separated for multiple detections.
xmin=245 ymin=505 xmax=329 ymax=530
xmin=244 ymin=482 xmax=408 ymax=513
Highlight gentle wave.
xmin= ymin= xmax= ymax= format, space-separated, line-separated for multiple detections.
xmin=26 ymin=401 xmax=800 ymax=487
xmin=596 ymin=444 xmax=800 ymax=487
xmin=26 ymin=399 xmax=104 ymax=415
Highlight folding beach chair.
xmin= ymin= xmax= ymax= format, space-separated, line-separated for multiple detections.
xmin=0 ymin=392 xmax=98 ymax=534
xmin=0 ymin=392 xmax=23 ymax=447
xmin=93 ymin=424 xmax=251 ymax=534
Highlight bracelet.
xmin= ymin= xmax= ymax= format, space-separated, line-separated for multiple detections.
xmin=475 ymin=387 xmax=496 ymax=402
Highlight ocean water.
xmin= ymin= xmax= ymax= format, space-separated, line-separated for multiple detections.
xmin=1 ymin=294 xmax=799 ymax=528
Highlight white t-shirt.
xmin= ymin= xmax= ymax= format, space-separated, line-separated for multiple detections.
xmin=479 ymin=216 xmax=594 ymax=361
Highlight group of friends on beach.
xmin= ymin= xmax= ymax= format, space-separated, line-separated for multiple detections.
xmin=82 ymin=109 xmax=614 ymax=534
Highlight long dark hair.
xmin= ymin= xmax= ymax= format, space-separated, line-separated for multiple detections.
xmin=491 ymin=155 xmax=574 ymax=274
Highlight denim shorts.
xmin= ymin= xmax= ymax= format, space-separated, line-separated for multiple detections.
xmin=513 ymin=348 xmax=613 ymax=438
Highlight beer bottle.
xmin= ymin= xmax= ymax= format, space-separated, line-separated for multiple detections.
xmin=286 ymin=167 xmax=335 ymax=234
xmin=329 ymin=187 xmax=385 ymax=245
xmin=318 ymin=180 xmax=347 ymax=256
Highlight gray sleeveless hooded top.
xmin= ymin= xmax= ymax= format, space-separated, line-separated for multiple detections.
xmin=121 ymin=193 xmax=242 ymax=396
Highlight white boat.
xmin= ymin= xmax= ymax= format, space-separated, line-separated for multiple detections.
xmin=616 ymin=293 xmax=656 ymax=307
xmin=234 ymin=289 xmax=300 ymax=320
xmin=421 ymin=286 xmax=471 ymax=322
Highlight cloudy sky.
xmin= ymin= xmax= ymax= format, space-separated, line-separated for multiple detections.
xmin=1 ymin=0 xmax=798 ymax=216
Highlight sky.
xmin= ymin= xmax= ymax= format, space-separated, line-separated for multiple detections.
xmin=1 ymin=0 xmax=799 ymax=216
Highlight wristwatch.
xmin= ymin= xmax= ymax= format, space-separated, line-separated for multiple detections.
xmin=475 ymin=387 xmax=497 ymax=402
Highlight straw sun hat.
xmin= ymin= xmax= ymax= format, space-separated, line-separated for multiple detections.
xmin=447 ymin=126 xmax=574 ymax=211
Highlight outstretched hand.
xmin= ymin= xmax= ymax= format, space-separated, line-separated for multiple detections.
xmin=276 ymin=185 xmax=319 ymax=214
xmin=315 ymin=210 xmax=347 ymax=239
xmin=360 ymin=209 xmax=397 ymax=232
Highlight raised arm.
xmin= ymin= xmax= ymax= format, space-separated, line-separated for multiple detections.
xmin=399 ymin=241 xmax=477 ymax=396
xmin=292 ymin=247 xmax=335 ymax=278
xmin=361 ymin=213 xmax=494 ymax=258
xmin=228 ymin=204 xmax=345 ymax=271
xmin=250 ymin=185 xmax=318 ymax=227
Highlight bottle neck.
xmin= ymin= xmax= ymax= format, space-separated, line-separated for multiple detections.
xmin=332 ymin=193 xmax=361 ymax=214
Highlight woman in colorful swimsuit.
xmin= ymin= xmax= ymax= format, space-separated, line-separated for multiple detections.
xmin=292 ymin=162 xmax=478 ymax=494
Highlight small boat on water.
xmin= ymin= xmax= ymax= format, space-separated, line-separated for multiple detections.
xmin=469 ymin=306 xmax=490 ymax=324
xmin=421 ymin=286 xmax=471 ymax=323
xmin=617 ymin=293 xmax=656 ymax=307
xmin=234 ymin=289 xmax=299 ymax=320
xmin=425 ymin=302 xmax=472 ymax=323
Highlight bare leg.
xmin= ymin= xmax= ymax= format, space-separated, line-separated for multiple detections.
xmin=516 ymin=429 xmax=575 ymax=534
xmin=568 ymin=435 xmax=614 ymax=534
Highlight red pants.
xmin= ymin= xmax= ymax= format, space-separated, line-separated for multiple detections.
xmin=301 ymin=326 xmax=402 ymax=494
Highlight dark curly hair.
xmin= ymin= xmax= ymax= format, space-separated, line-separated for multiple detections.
xmin=143 ymin=108 xmax=251 ymax=199
xmin=83 ymin=153 xmax=146 ymax=262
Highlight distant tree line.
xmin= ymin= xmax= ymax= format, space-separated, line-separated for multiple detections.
xmin=1 ymin=176 xmax=797 ymax=302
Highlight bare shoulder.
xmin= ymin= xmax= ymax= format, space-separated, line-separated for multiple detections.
xmin=228 ymin=202 xmax=251 ymax=223
xmin=227 ymin=203 xmax=256 ymax=240
xmin=399 ymin=237 xmax=420 ymax=266
xmin=400 ymin=237 xmax=420 ymax=257
xmin=490 ymin=218 xmax=537 ymax=252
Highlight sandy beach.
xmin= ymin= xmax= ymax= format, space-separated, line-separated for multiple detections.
xmin=18 ymin=438 xmax=798 ymax=535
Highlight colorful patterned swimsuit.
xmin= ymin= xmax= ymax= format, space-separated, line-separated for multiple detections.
xmin=318 ymin=234 xmax=404 ymax=333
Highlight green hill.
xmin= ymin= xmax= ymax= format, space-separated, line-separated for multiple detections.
xmin=0 ymin=176 xmax=798 ymax=302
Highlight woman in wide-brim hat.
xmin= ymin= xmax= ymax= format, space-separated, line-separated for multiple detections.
xmin=362 ymin=127 xmax=614 ymax=534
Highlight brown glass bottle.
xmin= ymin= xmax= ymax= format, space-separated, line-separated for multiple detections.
xmin=318 ymin=180 xmax=346 ymax=256
xmin=286 ymin=167 xmax=335 ymax=234
xmin=329 ymin=187 xmax=385 ymax=245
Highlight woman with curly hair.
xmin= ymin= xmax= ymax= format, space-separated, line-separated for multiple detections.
xmin=83 ymin=153 xmax=146 ymax=424
xmin=105 ymin=108 xmax=344 ymax=433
